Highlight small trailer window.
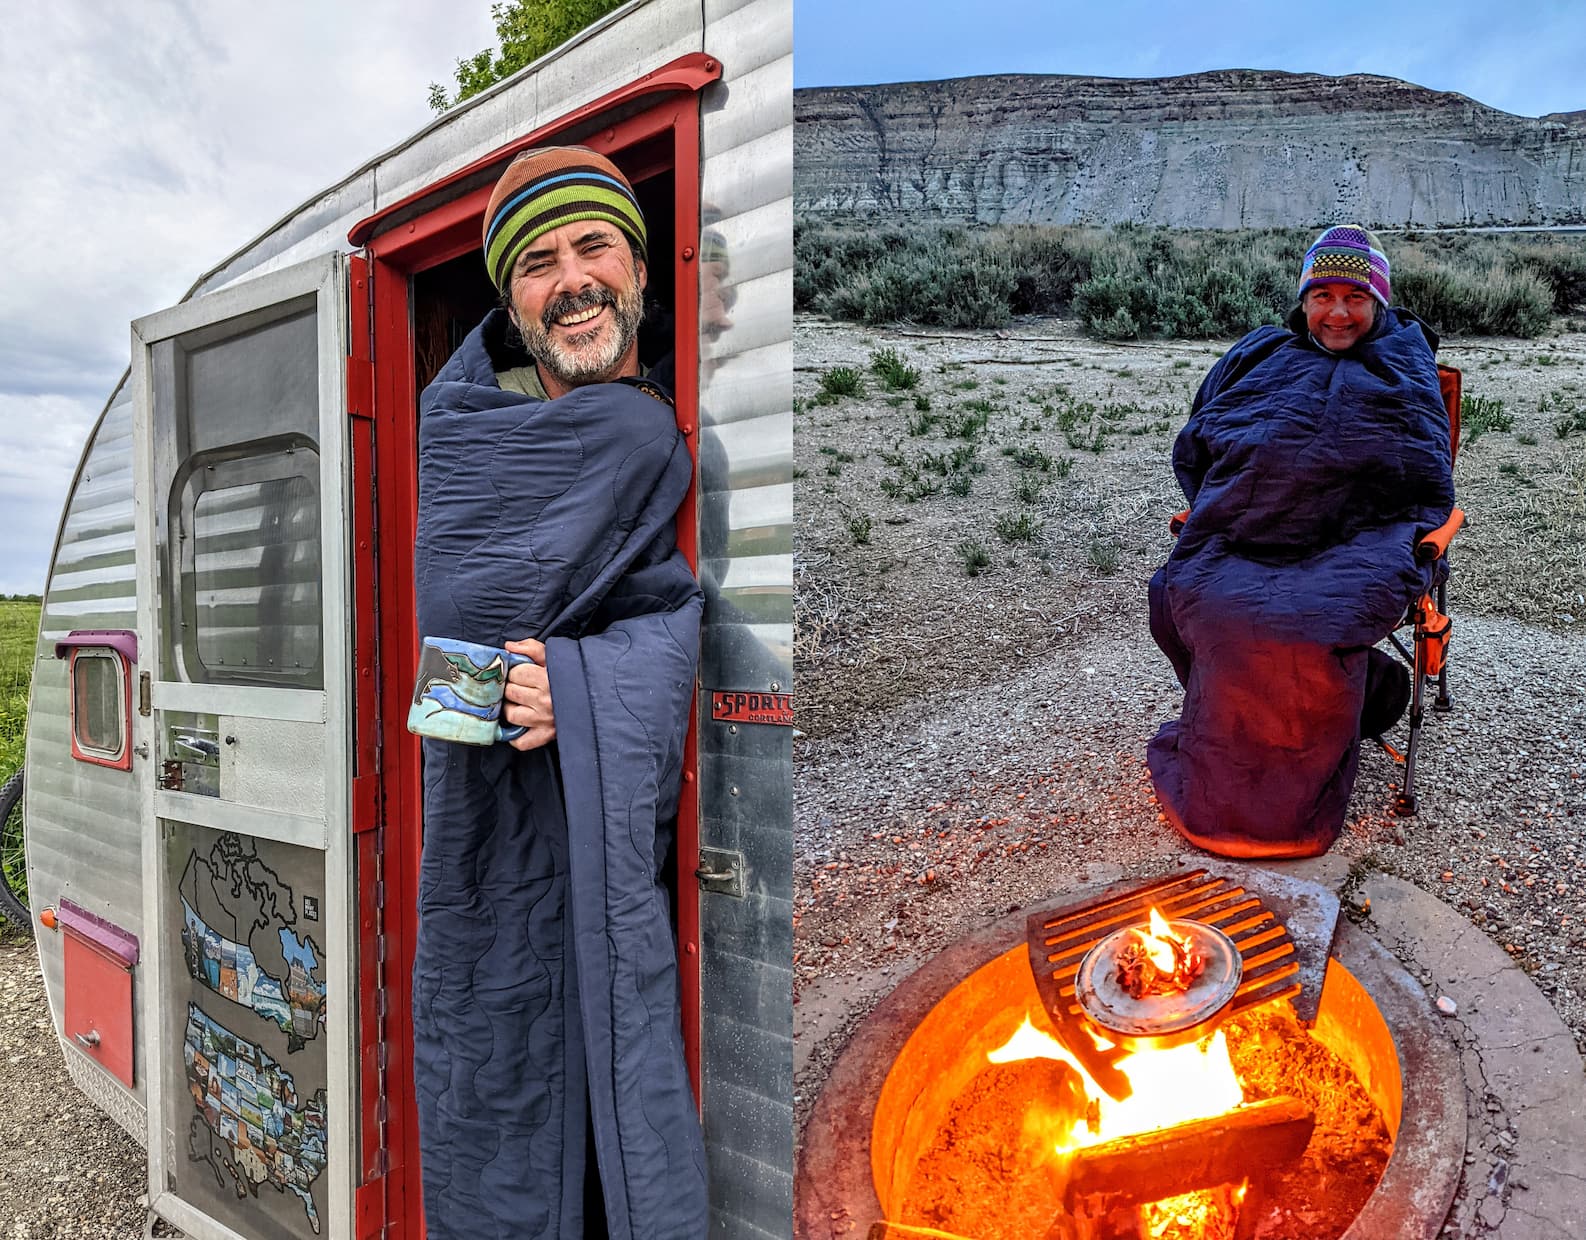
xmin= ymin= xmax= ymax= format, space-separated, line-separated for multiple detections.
xmin=188 ymin=461 xmax=322 ymax=681
xmin=69 ymin=648 xmax=130 ymax=769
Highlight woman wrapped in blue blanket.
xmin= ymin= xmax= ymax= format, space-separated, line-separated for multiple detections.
xmin=1147 ymin=226 xmax=1455 ymax=858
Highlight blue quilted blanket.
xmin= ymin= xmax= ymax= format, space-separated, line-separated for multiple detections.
xmin=412 ymin=310 xmax=706 ymax=1238
xmin=1147 ymin=306 xmax=1454 ymax=856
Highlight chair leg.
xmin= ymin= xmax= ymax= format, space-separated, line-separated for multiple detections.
xmin=1433 ymin=576 xmax=1453 ymax=713
xmin=1394 ymin=627 xmax=1428 ymax=817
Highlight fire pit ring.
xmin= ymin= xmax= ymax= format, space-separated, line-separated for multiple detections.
xmin=797 ymin=872 xmax=1466 ymax=1240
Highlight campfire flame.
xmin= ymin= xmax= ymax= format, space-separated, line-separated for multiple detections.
xmin=1144 ymin=908 xmax=1180 ymax=972
xmin=988 ymin=1016 xmax=1248 ymax=1229
xmin=1142 ymin=1183 xmax=1247 ymax=1240
xmin=987 ymin=1017 xmax=1244 ymax=1150
xmin=987 ymin=914 xmax=1246 ymax=1229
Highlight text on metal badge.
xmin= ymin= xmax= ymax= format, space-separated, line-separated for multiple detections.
xmin=711 ymin=690 xmax=794 ymax=726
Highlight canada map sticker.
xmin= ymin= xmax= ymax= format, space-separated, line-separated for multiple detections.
xmin=183 ymin=1003 xmax=328 ymax=1233
xmin=178 ymin=834 xmax=327 ymax=1051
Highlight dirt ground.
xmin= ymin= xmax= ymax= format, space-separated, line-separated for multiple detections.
xmin=792 ymin=314 xmax=1586 ymax=1224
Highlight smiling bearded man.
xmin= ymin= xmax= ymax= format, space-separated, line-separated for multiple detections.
xmin=487 ymin=146 xmax=654 ymax=398
xmin=506 ymin=224 xmax=646 ymax=390
xmin=409 ymin=146 xmax=706 ymax=1239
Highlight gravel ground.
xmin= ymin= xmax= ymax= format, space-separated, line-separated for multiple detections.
xmin=793 ymin=316 xmax=1586 ymax=1141
xmin=0 ymin=933 xmax=156 ymax=1239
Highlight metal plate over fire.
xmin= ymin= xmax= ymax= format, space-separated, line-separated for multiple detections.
xmin=1074 ymin=918 xmax=1242 ymax=1049
xmin=1026 ymin=869 xmax=1305 ymax=1098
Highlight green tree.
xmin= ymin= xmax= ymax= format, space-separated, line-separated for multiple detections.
xmin=429 ymin=0 xmax=629 ymax=113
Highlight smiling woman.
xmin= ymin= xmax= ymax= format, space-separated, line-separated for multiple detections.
xmin=1297 ymin=227 xmax=1392 ymax=353
xmin=1302 ymin=285 xmax=1378 ymax=352
xmin=1147 ymin=225 xmax=1455 ymax=857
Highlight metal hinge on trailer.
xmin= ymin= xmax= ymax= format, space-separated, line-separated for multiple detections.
xmin=351 ymin=252 xmax=391 ymax=1237
xmin=356 ymin=824 xmax=393 ymax=1238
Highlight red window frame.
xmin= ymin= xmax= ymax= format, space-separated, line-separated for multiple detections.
xmin=346 ymin=53 xmax=719 ymax=1239
xmin=67 ymin=647 xmax=133 ymax=772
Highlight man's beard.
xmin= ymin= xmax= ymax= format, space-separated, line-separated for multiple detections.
xmin=518 ymin=276 xmax=644 ymax=387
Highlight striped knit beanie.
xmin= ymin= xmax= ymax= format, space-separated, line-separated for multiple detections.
xmin=483 ymin=146 xmax=647 ymax=293
xmin=1298 ymin=225 xmax=1391 ymax=307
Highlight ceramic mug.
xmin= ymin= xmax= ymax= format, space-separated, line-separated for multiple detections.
xmin=406 ymin=636 xmax=533 ymax=746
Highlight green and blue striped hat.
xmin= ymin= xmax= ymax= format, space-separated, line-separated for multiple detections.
xmin=483 ymin=146 xmax=647 ymax=292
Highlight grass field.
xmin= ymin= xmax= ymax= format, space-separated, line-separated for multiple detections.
xmin=0 ymin=599 xmax=38 ymax=920
xmin=0 ymin=600 xmax=38 ymax=781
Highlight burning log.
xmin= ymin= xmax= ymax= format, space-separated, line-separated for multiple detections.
xmin=1059 ymin=1095 xmax=1315 ymax=1214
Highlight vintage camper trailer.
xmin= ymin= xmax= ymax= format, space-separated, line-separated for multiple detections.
xmin=20 ymin=1 xmax=792 ymax=1236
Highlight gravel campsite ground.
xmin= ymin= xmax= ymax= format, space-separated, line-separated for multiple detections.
xmin=791 ymin=314 xmax=1586 ymax=1174
xmin=0 ymin=933 xmax=155 ymax=1238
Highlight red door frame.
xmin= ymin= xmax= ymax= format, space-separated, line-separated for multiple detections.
xmin=347 ymin=57 xmax=716 ymax=1238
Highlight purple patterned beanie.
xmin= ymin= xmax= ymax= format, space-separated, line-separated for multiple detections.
xmin=1298 ymin=225 xmax=1391 ymax=307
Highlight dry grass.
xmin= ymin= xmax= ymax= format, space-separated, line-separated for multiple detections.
xmin=794 ymin=551 xmax=867 ymax=666
xmin=1454 ymin=440 xmax=1586 ymax=620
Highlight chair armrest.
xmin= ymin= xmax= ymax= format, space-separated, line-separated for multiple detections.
xmin=1169 ymin=509 xmax=1190 ymax=537
xmin=1415 ymin=507 xmax=1465 ymax=564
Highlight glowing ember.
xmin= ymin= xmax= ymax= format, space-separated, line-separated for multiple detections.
xmin=1114 ymin=909 xmax=1207 ymax=999
xmin=1142 ymin=1183 xmax=1246 ymax=1240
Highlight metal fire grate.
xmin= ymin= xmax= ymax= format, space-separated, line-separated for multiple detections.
xmin=1027 ymin=869 xmax=1303 ymax=1099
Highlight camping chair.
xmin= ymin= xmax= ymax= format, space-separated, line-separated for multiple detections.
xmin=1168 ymin=364 xmax=1467 ymax=818
xmin=1385 ymin=364 xmax=1465 ymax=815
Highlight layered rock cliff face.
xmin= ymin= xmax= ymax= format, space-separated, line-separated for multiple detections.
xmin=794 ymin=71 xmax=1586 ymax=228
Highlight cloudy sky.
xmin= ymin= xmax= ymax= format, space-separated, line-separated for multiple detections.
xmin=0 ymin=1 xmax=495 ymax=595
xmin=794 ymin=0 xmax=1586 ymax=119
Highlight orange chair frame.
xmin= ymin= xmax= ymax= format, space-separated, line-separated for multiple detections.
xmin=1386 ymin=364 xmax=1465 ymax=815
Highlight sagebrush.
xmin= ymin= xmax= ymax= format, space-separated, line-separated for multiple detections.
xmin=795 ymin=220 xmax=1582 ymax=340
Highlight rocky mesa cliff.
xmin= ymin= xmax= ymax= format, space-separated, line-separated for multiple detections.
xmin=794 ymin=70 xmax=1586 ymax=229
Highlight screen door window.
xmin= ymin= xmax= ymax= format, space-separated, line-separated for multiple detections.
xmin=154 ymin=302 xmax=325 ymax=688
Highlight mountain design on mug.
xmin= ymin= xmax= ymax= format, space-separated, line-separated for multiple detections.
xmin=411 ymin=640 xmax=510 ymax=722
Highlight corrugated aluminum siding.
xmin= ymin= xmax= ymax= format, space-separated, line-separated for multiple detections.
xmin=696 ymin=0 xmax=794 ymax=1236
xmin=25 ymin=387 xmax=146 ymax=1135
